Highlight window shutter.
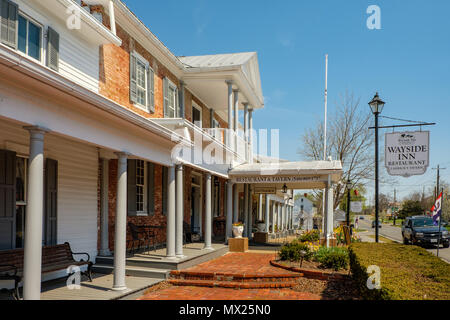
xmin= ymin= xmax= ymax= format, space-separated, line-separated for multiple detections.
xmin=45 ymin=159 xmax=58 ymax=246
xmin=147 ymin=162 xmax=155 ymax=215
xmin=46 ymin=27 xmax=59 ymax=71
xmin=175 ymin=87 xmax=180 ymax=118
xmin=127 ymin=159 xmax=137 ymax=216
xmin=163 ymin=77 xmax=168 ymax=117
xmin=0 ymin=0 xmax=18 ymax=49
xmin=0 ymin=149 xmax=16 ymax=250
xmin=147 ymin=68 xmax=155 ymax=113
xmin=129 ymin=54 xmax=137 ymax=104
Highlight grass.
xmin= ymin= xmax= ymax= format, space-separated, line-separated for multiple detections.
xmin=354 ymin=229 xmax=367 ymax=233
xmin=349 ymin=243 xmax=450 ymax=300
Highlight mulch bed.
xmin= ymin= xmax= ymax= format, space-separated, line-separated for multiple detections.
xmin=293 ymin=277 xmax=361 ymax=300
xmin=277 ymin=260 xmax=350 ymax=276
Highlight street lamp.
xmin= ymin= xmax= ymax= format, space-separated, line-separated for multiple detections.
xmin=369 ymin=92 xmax=385 ymax=243
xmin=282 ymin=184 xmax=288 ymax=194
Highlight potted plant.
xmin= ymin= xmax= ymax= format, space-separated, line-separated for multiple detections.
xmin=232 ymin=222 xmax=244 ymax=238
xmin=256 ymin=220 xmax=266 ymax=232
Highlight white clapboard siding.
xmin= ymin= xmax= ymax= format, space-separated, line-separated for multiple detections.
xmin=0 ymin=121 xmax=99 ymax=260
xmin=13 ymin=0 xmax=100 ymax=93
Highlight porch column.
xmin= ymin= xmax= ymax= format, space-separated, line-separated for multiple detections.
xmin=233 ymin=89 xmax=239 ymax=153
xmin=233 ymin=184 xmax=239 ymax=223
xmin=265 ymin=195 xmax=270 ymax=232
xmin=226 ymin=80 xmax=233 ymax=149
xmin=226 ymin=181 xmax=233 ymax=242
xmin=278 ymin=203 xmax=282 ymax=232
xmin=248 ymin=108 xmax=254 ymax=163
xmin=100 ymin=158 xmax=111 ymax=256
xmin=175 ymin=165 xmax=185 ymax=258
xmin=271 ymin=201 xmax=276 ymax=234
xmin=247 ymin=185 xmax=253 ymax=240
xmin=325 ymin=175 xmax=334 ymax=247
xmin=23 ymin=126 xmax=48 ymax=300
xmin=204 ymin=174 xmax=213 ymax=250
xmin=244 ymin=102 xmax=249 ymax=160
xmin=166 ymin=166 xmax=176 ymax=259
xmin=259 ymin=194 xmax=263 ymax=221
xmin=243 ymin=184 xmax=248 ymax=237
xmin=113 ymin=152 xmax=129 ymax=291
xmin=108 ymin=0 xmax=116 ymax=35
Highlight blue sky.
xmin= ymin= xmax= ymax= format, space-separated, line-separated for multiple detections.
xmin=124 ymin=0 xmax=450 ymax=201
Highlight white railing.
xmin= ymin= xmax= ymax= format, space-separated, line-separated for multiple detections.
xmin=203 ymin=128 xmax=249 ymax=161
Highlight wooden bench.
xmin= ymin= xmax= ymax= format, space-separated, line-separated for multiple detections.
xmin=0 ymin=242 xmax=93 ymax=300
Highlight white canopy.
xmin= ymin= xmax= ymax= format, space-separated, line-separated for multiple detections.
xmin=228 ymin=160 xmax=343 ymax=189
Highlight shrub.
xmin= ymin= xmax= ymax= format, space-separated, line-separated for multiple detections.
xmin=279 ymin=240 xmax=313 ymax=262
xmin=299 ymin=230 xmax=320 ymax=243
xmin=314 ymin=247 xmax=349 ymax=271
xmin=349 ymin=243 xmax=450 ymax=300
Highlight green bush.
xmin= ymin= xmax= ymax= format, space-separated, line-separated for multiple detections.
xmin=298 ymin=230 xmax=320 ymax=243
xmin=349 ymin=243 xmax=450 ymax=300
xmin=314 ymin=247 xmax=349 ymax=271
xmin=279 ymin=240 xmax=313 ymax=262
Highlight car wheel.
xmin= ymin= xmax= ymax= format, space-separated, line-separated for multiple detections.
xmin=403 ymin=235 xmax=409 ymax=245
xmin=444 ymin=242 xmax=450 ymax=249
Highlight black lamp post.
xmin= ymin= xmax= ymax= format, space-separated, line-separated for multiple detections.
xmin=346 ymin=179 xmax=351 ymax=227
xmin=369 ymin=92 xmax=385 ymax=243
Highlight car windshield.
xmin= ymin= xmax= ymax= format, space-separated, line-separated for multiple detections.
xmin=412 ymin=218 xmax=435 ymax=227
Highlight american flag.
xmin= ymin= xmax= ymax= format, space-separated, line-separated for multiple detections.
xmin=431 ymin=192 xmax=443 ymax=226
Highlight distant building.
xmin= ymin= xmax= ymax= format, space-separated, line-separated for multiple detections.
xmin=294 ymin=196 xmax=315 ymax=230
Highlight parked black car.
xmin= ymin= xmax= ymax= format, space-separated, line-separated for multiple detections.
xmin=402 ymin=216 xmax=450 ymax=248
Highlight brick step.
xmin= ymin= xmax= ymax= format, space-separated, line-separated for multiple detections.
xmin=168 ymin=279 xmax=298 ymax=289
xmin=170 ymin=271 xmax=302 ymax=283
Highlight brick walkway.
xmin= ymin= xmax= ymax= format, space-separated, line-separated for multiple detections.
xmin=179 ymin=252 xmax=289 ymax=275
xmin=139 ymin=252 xmax=321 ymax=300
xmin=139 ymin=286 xmax=320 ymax=300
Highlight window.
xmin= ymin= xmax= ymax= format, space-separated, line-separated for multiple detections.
xmin=18 ymin=14 xmax=42 ymax=61
xmin=135 ymin=59 xmax=147 ymax=107
xmin=130 ymin=52 xmax=155 ymax=112
xmin=192 ymin=104 xmax=202 ymax=127
xmin=163 ymin=78 xmax=178 ymax=118
xmin=136 ymin=160 xmax=147 ymax=214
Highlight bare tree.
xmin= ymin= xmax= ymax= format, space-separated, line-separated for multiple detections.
xmin=299 ymin=92 xmax=376 ymax=210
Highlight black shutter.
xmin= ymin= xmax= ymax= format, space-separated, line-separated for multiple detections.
xmin=46 ymin=27 xmax=59 ymax=71
xmin=0 ymin=149 xmax=16 ymax=250
xmin=45 ymin=159 xmax=58 ymax=246
xmin=0 ymin=0 xmax=18 ymax=49
xmin=127 ymin=159 xmax=137 ymax=216
xmin=147 ymin=162 xmax=155 ymax=216
xmin=162 ymin=166 xmax=167 ymax=215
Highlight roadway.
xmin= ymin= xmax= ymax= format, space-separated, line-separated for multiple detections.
xmin=357 ymin=216 xmax=450 ymax=263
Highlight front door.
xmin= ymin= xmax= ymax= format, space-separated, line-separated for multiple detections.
xmin=0 ymin=150 xmax=16 ymax=250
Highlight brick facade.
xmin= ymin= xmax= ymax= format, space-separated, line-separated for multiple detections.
xmin=94 ymin=8 xmax=230 ymax=252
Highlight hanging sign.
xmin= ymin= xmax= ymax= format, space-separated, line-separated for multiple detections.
xmin=385 ymin=131 xmax=430 ymax=177
xmin=253 ymin=186 xmax=277 ymax=194
xmin=350 ymin=201 xmax=363 ymax=213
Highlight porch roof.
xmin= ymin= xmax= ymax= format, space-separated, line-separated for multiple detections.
xmin=228 ymin=160 xmax=343 ymax=189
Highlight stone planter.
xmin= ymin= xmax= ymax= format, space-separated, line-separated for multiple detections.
xmin=232 ymin=225 xmax=244 ymax=238
xmin=257 ymin=223 xmax=266 ymax=233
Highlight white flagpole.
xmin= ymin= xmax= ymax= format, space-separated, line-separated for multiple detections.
xmin=322 ymin=54 xmax=328 ymax=240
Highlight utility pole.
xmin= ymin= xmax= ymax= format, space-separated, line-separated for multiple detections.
xmin=393 ymin=188 xmax=397 ymax=226
xmin=433 ymin=165 xmax=446 ymax=201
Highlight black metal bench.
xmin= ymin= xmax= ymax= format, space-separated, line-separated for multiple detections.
xmin=0 ymin=242 xmax=93 ymax=300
